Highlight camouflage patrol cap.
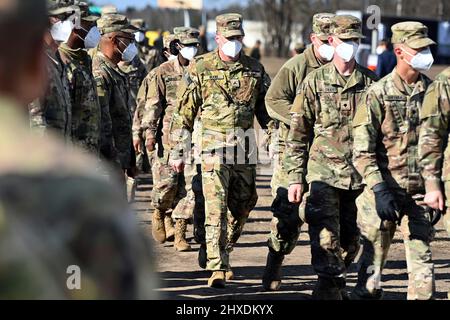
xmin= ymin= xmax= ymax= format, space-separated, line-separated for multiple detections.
xmin=312 ymin=13 xmax=335 ymax=40
xmin=131 ymin=18 xmax=145 ymax=30
xmin=0 ymin=0 xmax=47 ymax=24
xmin=216 ymin=13 xmax=245 ymax=37
xmin=178 ymin=28 xmax=200 ymax=45
xmin=163 ymin=33 xmax=178 ymax=49
xmin=101 ymin=5 xmax=117 ymax=16
xmin=97 ymin=14 xmax=138 ymax=35
xmin=47 ymin=0 xmax=77 ymax=16
xmin=74 ymin=1 xmax=98 ymax=22
xmin=391 ymin=21 xmax=436 ymax=49
xmin=330 ymin=15 xmax=365 ymax=39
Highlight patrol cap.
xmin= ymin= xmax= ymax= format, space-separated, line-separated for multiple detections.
xmin=216 ymin=13 xmax=245 ymax=37
xmin=131 ymin=18 xmax=145 ymax=31
xmin=97 ymin=14 xmax=138 ymax=35
xmin=391 ymin=21 xmax=436 ymax=49
xmin=163 ymin=33 xmax=178 ymax=49
xmin=75 ymin=1 xmax=98 ymax=22
xmin=0 ymin=0 xmax=47 ymax=25
xmin=330 ymin=15 xmax=365 ymax=39
xmin=312 ymin=13 xmax=335 ymax=41
xmin=177 ymin=27 xmax=200 ymax=45
xmin=47 ymin=0 xmax=77 ymax=17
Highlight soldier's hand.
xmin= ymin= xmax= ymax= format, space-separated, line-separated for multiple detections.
xmin=133 ymin=138 xmax=142 ymax=153
xmin=288 ymin=184 xmax=304 ymax=204
xmin=373 ymin=182 xmax=401 ymax=222
xmin=170 ymin=159 xmax=185 ymax=173
xmin=424 ymin=190 xmax=445 ymax=211
xmin=145 ymin=138 xmax=156 ymax=152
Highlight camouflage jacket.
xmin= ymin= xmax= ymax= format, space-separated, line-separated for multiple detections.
xmin=119 ymin=56 xmax=148 ymax=115
xmin=59 ymin=44 xmax=101 ymax=155
xmin=353 ymin=68 xmax=432 ymax=193
xmin=141 ymin=46 xmax=165 ymax=72
xmin=93 ymin=53 xmax=134 ymax=169
xmin=0 ymin=96 xmax=157 ymax=299
xmin=265 ymin=45 xmax=322 ymax=155
xmin=132 ymin=69 xmax=157 ymax=141
xmin=285 ymin=62 xmax=378 ymax=189
xmin=171 ymin=49 xmax=271 ymax=162
xmin=29 ymin=47 xmax=72 ymax=142
xmin=138 ymin=58 xmax=187 ymax=161
xmin=419 ymin=66 xmax=450 ymax=192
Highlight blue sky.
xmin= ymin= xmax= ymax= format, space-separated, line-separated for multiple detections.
xmin=92 ymin=0 xmax=245 ymax=10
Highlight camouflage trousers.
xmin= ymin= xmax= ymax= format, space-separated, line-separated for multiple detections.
xmin=354 ymin=187 xmax=435 ymax=300
xmin=151 ymin=156 xmax=196 ymax=220
xmin=202 ymin=157 xmax=258 ymax=271
xmin=305 ymin=182 xmax=362 ymax=279
xmin=444 ymin=182 xmax=450 ymax=236
xmin=267 ymin=157 xmax=304 ymax=255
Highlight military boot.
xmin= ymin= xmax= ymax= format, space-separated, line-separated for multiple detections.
xmin=262 ymin=250 xmax=285 ymax=291
xmin=165 ymin=215 xmax=175 ymax=242
xmin=208 ymin=271 xmax=226 ymax=288
xmin=312 ymin=277 xmax=345 ymax=300
xmin=126 ymin=177 xmax=137 ymax=203
xmin=174 ymin=219 xmax=191 ymax=252
xmin=226 ymin=263 xmax=234 ymax=281
xmin=198 ymin=244 xmax=207 ymax=269
xmin=350 ymin=287 xmax=384 ymax=300
xmin=151 ymin=209 xmax=166 ymax=244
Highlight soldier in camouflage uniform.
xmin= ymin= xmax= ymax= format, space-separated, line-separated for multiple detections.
xmin=170 ymin=13 xmax=271 ymax=288
xmin=419 ymin=66 xmax=450 ymax=236
xmin=0 ymin=0 xmax=157 ymax=300
xmin=285 ymin=15 xmax=378 ymax=299
xmin=93 ymin=14 xmax=138 ymax=191
xmin=139 ymin=28 xmax=200 ymax=251
xmin=352 ymin=22 xmax=436 ymax=300
xmin=28 ymin=0 xmax=74 ymax=143
xmin=262 ymin=13 xmax=335 ymax=292
xmin=419 ymin=66 xmax=450 ymax=300
xmin=58 ymin=1 xmax=101 ymax=155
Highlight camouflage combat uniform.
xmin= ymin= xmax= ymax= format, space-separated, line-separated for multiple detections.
xmin=119 ymin=56 xmax=148 ymax=116
xmin=93 ymin=15 xmax=137 ymax=171
xmin=285 ymin=16 xmax=378 ymax=294
xmin=353 ymin=22 xmax=436 ymax=300
xmin=419 ymin=66 xmax=450 ymax=237
xmin=171 ymin=14 xmax=271 ymax=273
xmin=264 ymin=13 xmax=333 ymax=256
xmin=29 ymin=46 xmax=72 ymax=143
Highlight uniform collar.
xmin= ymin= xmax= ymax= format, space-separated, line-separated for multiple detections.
xmin=98 ymin=52 xmax=127 ymax=77
xmin=212 ymin=49 xmax=247 ymax=72
xmin=328 ymin=62 xmax=366 ymax=92
xmin=304 ymin=45 xmax=322 ymax=69
xmin=391 ymin=67 xmax=428 ymax=97
xmin=59 ymin=43 xmax=89 ymax=63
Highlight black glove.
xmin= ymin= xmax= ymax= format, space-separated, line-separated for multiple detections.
xmin=373 ymin=182 xmax=400 ymax=222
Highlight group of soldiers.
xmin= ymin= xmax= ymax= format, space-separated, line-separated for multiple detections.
xmin=1 ymin=0 xmax=450 ymax=300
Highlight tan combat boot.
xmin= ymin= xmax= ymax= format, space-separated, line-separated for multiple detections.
xmin=165 ymin=215 xmax=175 ymax=242
xmin=262 ymin=250 xmax=284 ymax=291
xmin=151 ymin=209 xmax=166 ymax=244
xmin=208 ymin=271 xmax=226 ymax=288
xmin=174 ymin=219 xmax=191 ymax=252
xmin=226 ymin=263 xmax=234 ymax=281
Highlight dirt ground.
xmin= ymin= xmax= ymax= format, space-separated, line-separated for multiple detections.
xmin=133 ymin=58 xmax=450 ymax=300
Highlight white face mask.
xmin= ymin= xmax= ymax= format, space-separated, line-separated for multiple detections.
xmin=402 ymin=47 xmax=434 ymax=72
xmin=135 ymin=32 xmax=145 ymax=43
xmin=51 ymin=19 xmax=74 ymax=43
xmin=179 ymin=46 xmax=198 ymax=61
xmin=221 ymin=39 xmax=242 ymax=58
xmin=318 ymin=43 xmax=334 ymax=61
xmin=168 ymin=54 xmax=178 ymax=61
xmin=376 ymin=46 xmax=385 ymax=55
xmin=118 ymin=39 xmax=138 ymax=62
xmin=81 ymin=26 xmax=101 ymax=49
xmin=335 ymin=40 xmax=359 ymax=62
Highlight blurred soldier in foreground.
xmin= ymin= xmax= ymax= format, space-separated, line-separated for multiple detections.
xmin=0 ymin=0 xmax=157 ymax=299
xmin=170 ymin=13 xmax=271 ymax=288
xmin=59 ymin=1 xmax=101 ymax=156
xmin=139 ymin=27 xmax=200 ymax=251
xmin=262 ymin=13 xmax=335 ymax=292
xmin=419 ymin=65 xmax=450 ymax=300
xmin=28 ymin=0 xmax=75 ymax=143
xmin=353 ymin=22 xmax=436 ymax=300
xmin=93 ymin=14 xmax=138 ymax=193
xmin=285 ymin=15 xmax=378 ymax=299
